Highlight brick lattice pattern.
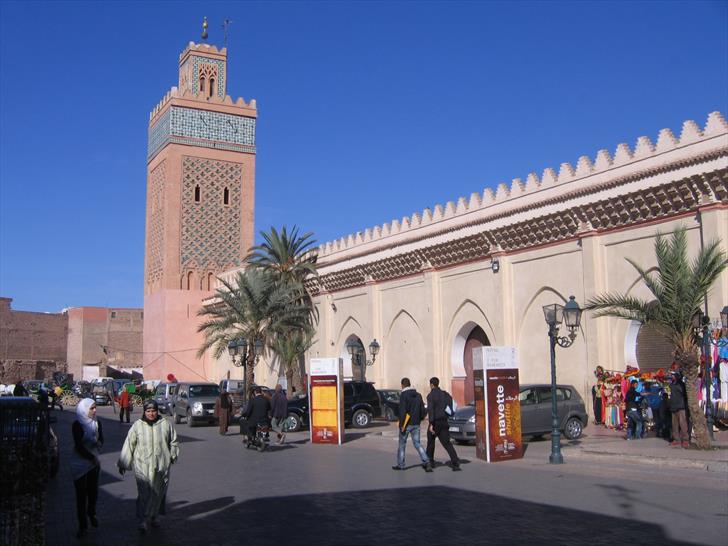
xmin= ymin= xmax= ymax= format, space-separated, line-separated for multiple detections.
xmin=181 ymin=156 xmax=243 ymax=271
xmin=145 ymin=160 xmax=166 ymax=287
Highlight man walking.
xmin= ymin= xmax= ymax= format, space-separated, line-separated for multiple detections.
xmin=118 ymin=386 xmax=131 ymax=424
xmin=392 ymin=378 xmax=432 ymax=472
xmin=270 ymin=384 xmax=288 ymax=444
xmin=426 ymin=377 xmax=461 ymax=471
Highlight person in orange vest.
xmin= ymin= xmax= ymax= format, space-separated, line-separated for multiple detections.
xmin=118 ymin=387 xmax=131 ymax=424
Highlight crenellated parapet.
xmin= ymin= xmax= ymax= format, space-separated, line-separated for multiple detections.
xmin=315 ymin=112 xmax=728 ymax=261
xmin=148 ymin=86 xmax=257 ymax=122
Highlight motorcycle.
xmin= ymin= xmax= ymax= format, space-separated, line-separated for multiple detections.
xmin=245 ymin=423 xmax=271 ymax=452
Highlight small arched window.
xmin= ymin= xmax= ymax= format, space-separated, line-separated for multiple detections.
xmin=209 ymin=77 xmax=215 ymax=97
xmin=199 ymin=76 xmax=206 ymax=96
xmin=186 ymin=271 xmax=194 ymax=290
xmin=194 ymin=185 xmax=201 ymax=203
xmin=207 ymin=272 xmax=214 ymax=291
xmin=223 ymin=187 xmax=229 ymax=205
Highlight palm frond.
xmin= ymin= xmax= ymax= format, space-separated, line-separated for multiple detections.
xmin=586 ymin=293 xmax=656 ymax=323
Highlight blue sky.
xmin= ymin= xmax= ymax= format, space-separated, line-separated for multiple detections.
xmin=1 ymin=1 xmax=726 ymax=312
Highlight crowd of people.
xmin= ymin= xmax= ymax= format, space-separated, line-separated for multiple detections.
xmin=592 ymin=367 xmax=697 ymax=448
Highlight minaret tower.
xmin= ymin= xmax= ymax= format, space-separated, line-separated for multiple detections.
xmin=143 ymin=35 xmax=257 ymax=380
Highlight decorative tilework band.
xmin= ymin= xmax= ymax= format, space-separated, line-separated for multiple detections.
xmin=148 ymin=106 xmax=256 ymax=160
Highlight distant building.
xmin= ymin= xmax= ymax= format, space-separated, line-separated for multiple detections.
xmin=66 ymin=307 xmax=143 ymax=380
xmin=0 ymin=297 xmax=68 ymax=382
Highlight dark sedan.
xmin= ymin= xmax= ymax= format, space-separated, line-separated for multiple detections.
xmin=447 ymin=384 xmax=588 ymax=444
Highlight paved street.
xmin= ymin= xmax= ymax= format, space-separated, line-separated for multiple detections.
xmin=44 ymin=406 xmax=728 ymax=545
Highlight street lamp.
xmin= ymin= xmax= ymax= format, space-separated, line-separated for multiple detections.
xmin=542 ymin=295 xmax=582 ymax=464
xmin=346 ymin=338 xmax=380 ymax=382
xmin=692 ymin=305 xmax=728 ymax=441
xmin=227 ymin=337 xmax=264 ymax=405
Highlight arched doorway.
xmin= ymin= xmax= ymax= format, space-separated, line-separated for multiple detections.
xmin=463 ymin=326 xmax=489 ymax=405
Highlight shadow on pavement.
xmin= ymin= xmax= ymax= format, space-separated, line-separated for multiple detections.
xmin=157 ymin=486 xmax=691 ymax=546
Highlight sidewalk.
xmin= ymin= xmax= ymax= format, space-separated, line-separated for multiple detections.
xmin=369 ymin=421 xmax=728 ymax=473
xmin=560 ymin=426 xmax=728 ymax=473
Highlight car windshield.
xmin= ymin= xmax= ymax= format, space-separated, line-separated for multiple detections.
xmin=189 ymin=385 xmax=219 ymax=397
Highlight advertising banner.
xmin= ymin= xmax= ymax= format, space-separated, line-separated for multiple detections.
xmin=473 ymin=347 xmax=523 ymax=462
xmin=309 ymin=358 xmax=344 ymax=445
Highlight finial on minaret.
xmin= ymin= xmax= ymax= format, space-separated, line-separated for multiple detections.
xmin=201 ymin=16 xmax=209 ymax=41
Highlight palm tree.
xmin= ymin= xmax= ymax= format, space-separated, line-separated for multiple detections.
xmin=197 ymin=268 xmax=310 ymax=387
xmin=587 ymin=227 xmax=727 ymax=449
xmin=247 ymin=225 xmax=320 ymax=392
xmin=247 ymin=225 xmax=318 ymax=286
xmin=269 ymin=328 xmax=315 ymax=395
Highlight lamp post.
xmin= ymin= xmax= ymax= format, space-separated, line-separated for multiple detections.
xmin=346 ymin=338 xmax=381 ymax=382
xmin=542 ymin=295 xmax=583 ymax=465
xmin=227 ymin=337 xmax=264 ymax=406
xmin=692 ymin=305 xmax=728 ymax=441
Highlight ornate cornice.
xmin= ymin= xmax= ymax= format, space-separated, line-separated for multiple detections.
xmin=315 ymin=113 xmax=727 ymax=263
xmin=307 ymin=165 xmax=727 ymax=295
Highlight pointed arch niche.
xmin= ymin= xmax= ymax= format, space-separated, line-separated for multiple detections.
xmin=336 ymin=316 xmax=363 ymax=380
xmin=384 ymin=310 xmax=426 ymax=393
xmin=516 ymin=286 xmax=569 ymax=384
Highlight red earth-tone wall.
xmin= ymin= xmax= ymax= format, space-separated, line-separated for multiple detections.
xmin=66 ymin=306 xmax=143 ymax=379
xmin=0 ymin=297 xmax=68 ymax=362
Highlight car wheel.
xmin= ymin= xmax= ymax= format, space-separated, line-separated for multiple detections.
xmin=384 ymin=407 xmax=395 ymax=422
xmin=186 ymin=409 xmax=195 ymax=427
xmin=286 ymin=413 xmax=302 ymax=433
xmin=174 ymin=410 xmax=181 ymax=424
xmin=563 ymin=417 xmax=583 ymax=440
xmin=352 ymin=409 xmax=371 ymax=428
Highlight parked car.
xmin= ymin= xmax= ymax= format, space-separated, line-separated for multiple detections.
xmin=378 ymin=389 xmax=400 ymax=421
xmin=285 ymin=381 xmax=383 ymax=432
xmin=447 ymin=384 xmax=588 ymax=444
xmin=0 ymin=397 xmax=59 ymax=479
xmin=173 ymin=383 xmax=220 ymax=427
xmin=153 ymin=382 xmax=178 ymax=415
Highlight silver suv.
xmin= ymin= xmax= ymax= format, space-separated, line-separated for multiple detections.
xmin=173 ymin=383 xmax=220 ymax=427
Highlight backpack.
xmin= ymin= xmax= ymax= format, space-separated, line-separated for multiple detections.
xmin=443 ymin=391 xmax=454 ymax=416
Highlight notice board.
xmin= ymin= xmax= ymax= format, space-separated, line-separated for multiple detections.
xmin=309 ymin=358 xmax=344 ymax=445
xmin=472 ymin=346 xmax=523 ymax=462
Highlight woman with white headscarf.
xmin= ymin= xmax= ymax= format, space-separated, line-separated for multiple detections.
xmin=70 ymin=398 xmax=104 ymax=538
xmin=117 ymin=399 xmax=179 ymax=533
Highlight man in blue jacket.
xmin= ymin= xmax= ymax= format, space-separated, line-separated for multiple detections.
xmin=393 ymin=377 xmax=432 ymax=472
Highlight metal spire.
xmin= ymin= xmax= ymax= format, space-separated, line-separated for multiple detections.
xmin=222 ymin=19 xmax=234 ymax=48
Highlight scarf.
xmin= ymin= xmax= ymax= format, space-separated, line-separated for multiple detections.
xmin=76 ymin=398 xmax=98 ymax=440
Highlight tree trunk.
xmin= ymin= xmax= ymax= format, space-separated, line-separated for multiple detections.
xmin=245 ymin=363 xmax=255 ymax=393
xmin=677 ymin=349 xmax=711 ymax=449
xmin=291 ymin=357 xmax=305 ymax=396
xmin=285 ymin=366 xmax=294 ymax=397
